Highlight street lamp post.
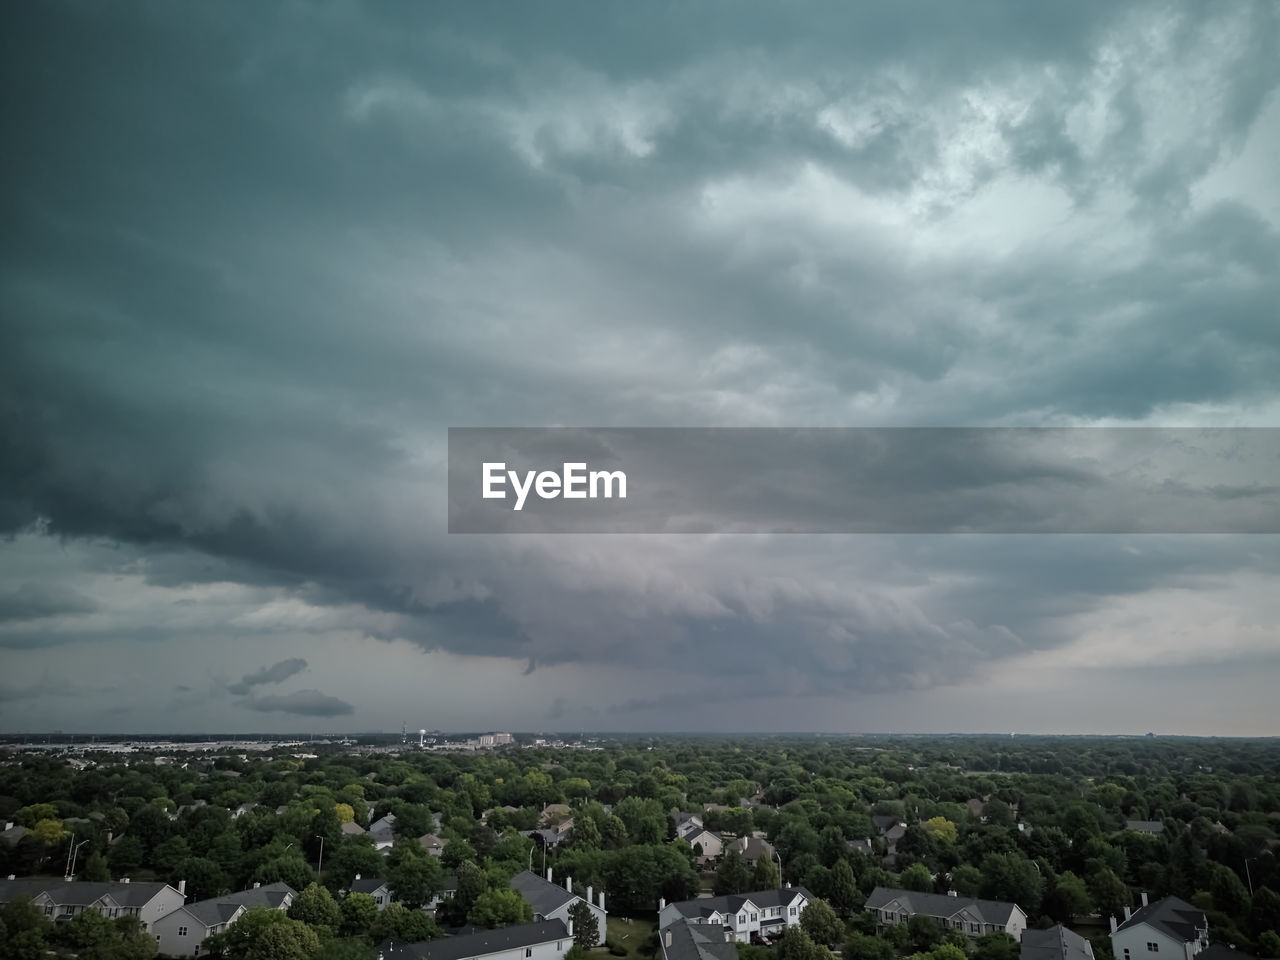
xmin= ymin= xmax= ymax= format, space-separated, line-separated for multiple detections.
xmin=1244 ymin=858 xmax=1256 ymax=896
xmin=773 ymin=849 xmax=783 ymax=888
xmin=67 ymin=839 xmax=90 ymax=879
xmin=315 ymin=836 xmax=325 ymax=876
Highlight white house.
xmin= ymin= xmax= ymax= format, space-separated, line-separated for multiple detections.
xmin=377 ymin=918 xmax=571 ymax=960
xmin=0 ymin=878 xmax=184 ymax=931
xmin=684 ymin=827 xmax=725 ymax=862
xmin=509 ymin=869 xmax=607 ymax=944
xmin=152 ymin=881 xmax=295 ymax=958
xmin=865 ymin=887 xmax=1027 ymax=940
xmin=1110 ymin=895 xmax=1208 ymax=960
xmin=658 ymin=885 xmax=812 ymax=943
xmin=351 ymin=875 xmax=393 ymax=910
xmin=672 ymin=812 xmax=704 ymax=840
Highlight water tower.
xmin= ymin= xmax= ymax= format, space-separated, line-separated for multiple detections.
xmin=419 ymin=729 xmax=426 ymax=748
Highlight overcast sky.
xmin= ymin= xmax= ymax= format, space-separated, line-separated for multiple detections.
xmin=2 ymin=2 xmax=1279 ymax=736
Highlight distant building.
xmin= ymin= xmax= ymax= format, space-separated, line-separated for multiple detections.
xmin=658 ymin=885 xmax=812 ymax=943
xmin=865 ymin=887 xmax=1028 ymax=940
xmin=0 ymin=878 xmax=184 ymax=931
xmin=376 ymin=918 xmax=570 ymax=960
xmin=1124 ymin=821 xmax=1166 ymax=835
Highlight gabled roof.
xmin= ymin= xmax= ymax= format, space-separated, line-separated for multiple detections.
xmin=0 ymin=878 xmax=178 ymax=908
xmin=662 ymin=918 xmax=738 ymax=960
xmin=865 ymin=887 xmax=1021 ymax=926
xmin=221 ymin=881 xmax=296 ymax=910
xmin=180 ymin=899 xmax=244 ymax=928
xmin=665 ymin=887 xmax=812 ymax=922
xmin=342 ymin=821 xmax=368 ymax=835
xmin=1021 ymin=925 xmax=1095 ymax=960
xmin=377 ymin=918 xmax=569 ymax=960
xmin=873 ymin=816 xmax=903 ymax=835
xmin=1124 ymin=821 xmax=1165 ymax=834
xmin=1114 ymin=896 xmax=1206 ymax=943
xmin=686 ymin=827 xmax=723 ymax=845
xmin=351 ymin=876 xmax=388 ymax=895
xmin=509 ymin=870 xmax=577 ymax=915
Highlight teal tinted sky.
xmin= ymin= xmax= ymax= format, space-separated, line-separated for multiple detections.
xmin=2 ymin=1 xmax=1279 ymax=734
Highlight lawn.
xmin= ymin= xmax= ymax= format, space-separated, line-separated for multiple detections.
xmin=605 ymin=914 xmax=658 ymax=960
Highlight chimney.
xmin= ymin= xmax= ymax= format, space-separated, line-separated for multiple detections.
xmin=122 ymin=878 xmax=130 ymax=883
xmin=599 ymin=890 xmax=606 ymax=911
xmin=107 ymin=831 xmax=113 ymax=844
xmin=587 ymin=885 xmax=593 ymax=905
xmin=665 ymin=931 xmax=672 ymax=948
xmin=1123 ymin=906 xmax=1131 ymax=921
xmin=1110 ymin=916 xmax=1118 ymax=934
xmin=660 ymin=898 xmax=667 ymax=911
xmin=785 ymin=882 xmax=791 ymax=888
xmin=547 ymin=867 xmax=553 ymax=883
xmin=254 ymin=882 xmax=261 ymax=889
xmin=1141 ymin=892 xmax=1148 ymax=907
xmin=947 ymin=890 xmax=957 ymax=897
xmin=3 ymin=822 xmax=11 ymax=831
xmin=178 ymin=880 xmax=187 ymax=896
xmin=566 ymin=875 xmax=573 ymax=892
xmin=355 ymin=874 xmax=361 ymax=881
xmin=568 ymin=919 xmax=574 ymax=939
xmin=7 ymin=874 xmax=15 ymax=881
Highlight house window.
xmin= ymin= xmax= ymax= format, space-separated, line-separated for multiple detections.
xmin=970 ymin=924 xmax=980 ymax=934
xmin=44 ymin=906 xmax=54 ymax=916
xmin=526 ymin=949 xmax=533 ymax=958
xmin=375 ymin=896 xmax=384 ymax=905
xmin=1123 ymin=951 xmax=1130 ymax=960
xmin=558 ymin=943 xmax=563 ymax=952
xmin=739 ymin=915 xmax=747 ymax=924
xmin=179 ymin=927 xmax=188 ymax=937
xmin=899 ymin=913 xmax=907 ymax=923
xmin=790 ymin=908 xmax=797 ymax=917
xmin=1148 ymin=945 xmax=1159 ymax=953
xmin=751 ymin=914 xmax=757 ymax=921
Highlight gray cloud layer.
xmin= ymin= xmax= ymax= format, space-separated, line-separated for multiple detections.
xmin=228 ymin=658 xmax=309 ymax=695
xmin=0 ymin=1 xmax=1278 ymax=732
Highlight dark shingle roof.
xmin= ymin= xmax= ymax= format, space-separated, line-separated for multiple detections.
xmin=183 ymin=899 xmax=243 ymax=927
xmin=665 ymin=887 xmax=812 ymax=922
xmin=865 ymin=887 xmax=1021 ymax=926
xmin=352 ymin=877 xmax=389 ymax=895
xmin=509 ymin=871 xmax=576 ymax=915
xmin=1124 ymin=821 xmax=1165 ymax=834
xmin=377 ymin=919 xmax=569 ymax=960
xmin=1114 ymin=896 xmax=1206 ymax=942
xmin=1021 ymin=925 xmax=1095 ymax=960
xmin=0 ymin=878 xmax=176 ymax=908
xmin=661 ymin=919 xmax=738 ymax=960
xmin=222 ymin=882 xmax=295 ymax=910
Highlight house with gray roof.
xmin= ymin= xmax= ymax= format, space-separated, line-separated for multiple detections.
xmin=152 ymin=881 xmax=296 ymax=957
xmin=1124 ymin=821 xmax=1166 ymax=835
xmin=673 ymin=811 xmax=705 ymax=839
xmin=376 ymin=918 xmax=571 ymax=960
xmin=1023 ymin=925 xmax=1096 ymax=960
xmin=661 ymin=917 xmax=738 ymax=960
xmin=1109 ymin=894 xmax=1208 ymax=960
xmin=0 ymin=877 xmax=184 ymax=930
xmin=865 ymin=887 xmax=1027 ymax=940
xmin=351 ymin=875 xmax=392 ymax=909
xmin=659 ymin=884 xmax=813 ymax=943
xmin=509 ymin=869 xmax=606 ymax=943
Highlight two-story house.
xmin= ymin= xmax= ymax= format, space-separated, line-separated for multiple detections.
xmin=658 ymin=885 xmax=812 ymax=943
xmin=685 ymin=826 xmax=725 ymax=862
xmin=672 ymin=812 xmax=705 ymax=840
xmin=351 ymin=875 xmax=393 ymax=910
xmin=1109 ymin=895 xmax=1208 ymax=960
xmin=509 ymin=869 xmax=607 ymax=944
xmin=0 ymin=877 xmax=184 ymax=931
xmin=377 ymin=918 xmax=572 ymax=960
xmin=865 ymin=887 xmax=1027 ymax=940
xmin=661 ymin=917 xmax=739 ymax=960
xmin=152 ymin=881 xmax=295 ymax=958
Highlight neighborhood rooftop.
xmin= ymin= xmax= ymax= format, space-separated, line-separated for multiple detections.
xmin=0 ymin=878 xmax=176 ymax=908
xmin=661 ymin=919 xmax=738 ymax=960
xmin=376 ymin=919 xmax=569 ymax=960
xmin=1021 ymin=925 xmax=1096 ymax=960
xmin=663 ymin=886 xmax=813 ymax=922
xmin=865 ymin=887 xmax=1022 ymax=926
xmin=509 ymin=870 xmax=578 ymax=915
xmin=1115 ymin=896 xmax=1207 ymax=941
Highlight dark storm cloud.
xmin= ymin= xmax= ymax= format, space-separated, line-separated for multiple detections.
xmin=228 ymin=658 xmax=309 ymax=695
xmin=0 ymin=583 xmax=100 ymax=622
xmin=241 ymin=690 xmax=355 ymax=718
xmin=0 ymin=0 xmax=1278 ymax=728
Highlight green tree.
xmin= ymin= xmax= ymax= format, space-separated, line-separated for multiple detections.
xmin=369 ymin=904 xmax=440 ymax=944
xmin=567 ymin=899 xmax=600 ymax=948
xmin=339 ymin=892 xmax=379 ymax=939
xmin=614 ymin=797 xmax=667 ymax=845
xmin=777 ymin=925 xmax=833 ymax=960
xmin=288 ymin=882 xmax=343 ymax=933
xmin=715 ymin=849 xmax=754 ymax=896
xmin=923 ymin=818 xmax=958 ymax=844
xmin=845 ymin=931 xmax=897 ymax=960
xmin=82 ymin=850 xmax=111 ymax=882
xmin=753 ymin=854 xmax=781 ymax=890
xmin=1089 ymin=868 xmax=1130 ymax=923
xmin=204 ymin=908 xmax=319 ymax=960
xmin=468 ymin=888 xmax=534 ymax=928
xmin=829 ymin=858 xmax=860 ymax=917
xmin=901 ymin=864 xmax=935 ymax=893
xmin=950 ymin=865 xmax=982 ymax=898
xmin=974 ymin=932 xmax=1019 ymax=960
xmin=388 ymin=854 xmax=445 ymax=910
xmin=1048 ymin=872 xmax=1092 ymax=923
xmin=908 ymin=915 xmax=943 ymax=952
xmin=442 ymin=837 xmax=477 ymax=869
xmin=800 ymin=898 xmax=844 ymax=947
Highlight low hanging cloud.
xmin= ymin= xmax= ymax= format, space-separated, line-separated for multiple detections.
xmin=228 ymin=658 xmax=308 ymax=695
xmin=241 ymin=689 xmax=354 ymax=718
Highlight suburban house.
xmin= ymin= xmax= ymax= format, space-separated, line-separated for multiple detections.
xmin=1022 ymin=925 xmax=1096 ymax=960
xmin=731 ymin=835 xmax=775 ymax=864
xmin=0 ymin=877 xmax=184 ymax=930
xmin=872 ymin=816 xmax=908 ymax=865
xmin=376 ymin=918 xmax=572 ymax=960
xmin=351 ymin=875 xmax=393 ymax=910
xmin=658 ymin=885 xmax=812 ymax=943
xmin=865 ymin=887 xmax=1027 ymax=940
xmin=1109 ymin=894 xmax=1209 ymax=960
xmin=847 ymin=838 xmax=875 ymax=857
xmin=661 ymin=917 xmax=739 ymax=960
xmin=341 ymin=821 xmax=368 ymax=837
xmin=419 ymin=834 xmax=446 ymax=856
xmin=509 ymin=869 xmax=607 ymax=944
xmin=673 ymin=812 xmax=705 ymax=840
xmin=369 ymin=813 xmax=397 ymax=853
xmin=427 ymin=873 xmax=458 ymax=914
xmin=685 ymin=827 xmax=725 ymax=862
xmin=230 ymin=803 xmax=258 ymax=820
xmin=152 ymin=881 xmax=295 ymax=958
xmin=521 ymin=819 xmax=575 ymax=850
xmin=1 ymin=821 xmax=27 ymax=845
xmin=1125 ymin=821 xmax=1166 ymax=836
xmin=540 ymin=804 xmax=572 ymax=827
